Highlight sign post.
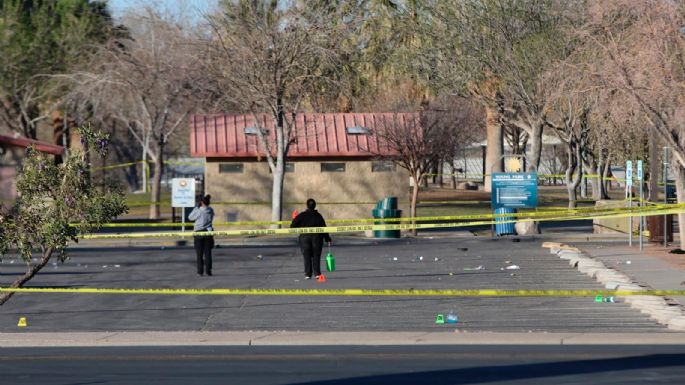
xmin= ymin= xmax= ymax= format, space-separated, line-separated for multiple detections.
xmin=637 ymin=160 xmax=643 ymax=251
xmin=626 ymin=161 xmax=633 ymax=247
xmin=664 ymin=147 xmax=670 ymax=247
xmin=172 ymin=178 xmax=196 ymax=232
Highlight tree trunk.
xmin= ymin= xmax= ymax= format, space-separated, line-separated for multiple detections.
xmin=601 ymin=160 xmax=611 ymax=199
xmin=149 ymin=154 xmax=163 ymax=219
xmin=437 ymin=159 xmax=444 ymax=188
xmin=142 ymin=137 xmax=149 ymax=193
xmin=673 ymin=163 xmax=685 ymax=250
xmin=527 ymin=122 xmax=543 ymax=172
xmin=271 ymin=111 xmax=286 ymax=224
xmin=579 ymin=159 xmax=587 ymax=199
xmin=451 ymin=162 xmax=457 ymax=189
xmin=566 ymin=143 xmax=581 ymax=209
xmin=410 ymin=176 xmax=420 ymax=236
xmin=0 ymin=248 xmax=53 ymax=306
xmin=649 ymin=134 xmax=659 ymax=202
xmin=588 ymin=163 xmax=600 ymax=201
xmin=484 ymin=106 xmax=503 ymax=192
xmin=271 ymin=155 xmax=285 ymax=224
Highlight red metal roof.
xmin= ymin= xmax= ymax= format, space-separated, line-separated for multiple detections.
xmin=0 ymin=134 xmax=64 ymax=155
xmin=190 ymin=112 xmax=418 ymax=158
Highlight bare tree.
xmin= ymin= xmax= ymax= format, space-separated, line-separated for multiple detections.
xmin=66 ymin=9 xmax=209 ymax=218
xmin=374 ymin=113 xmax=435 ymax=234
xmin=546 ymin=100 xmax=591 ymax=208
xmin=376 ymin=99 xmax=483 ymax=234
xmin=580 ymin=0 xmax=685 ymax=246
xmin=430 ymin=95 xmax=486 ymax=188
xmin=204 ymin=0 xmax=357 ymax=223
xmin=417 ymin=0 xmax=578 ymax=178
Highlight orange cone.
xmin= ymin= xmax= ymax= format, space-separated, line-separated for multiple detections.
xmin=316 ymin=274 xmax=326 ymax=283
xmin=292 ymin=210 xmax=299 ymax=219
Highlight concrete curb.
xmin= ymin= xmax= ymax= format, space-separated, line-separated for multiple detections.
xmin=3 ymin=331 xmax=685 ymax=347
xmin=542 ymin=243 xmax=685 ymax=331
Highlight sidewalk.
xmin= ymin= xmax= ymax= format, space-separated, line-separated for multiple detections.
xmin=4 ymin=331 xmax=685 ymax=347
xmin=577 ymin=240 xmax=685 ymax=305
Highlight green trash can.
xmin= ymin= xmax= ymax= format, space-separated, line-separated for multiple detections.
xmin=377 ymin=197 xmax=398 ymax=210
xmin=372 ymin=198 xmax=402 ymax=238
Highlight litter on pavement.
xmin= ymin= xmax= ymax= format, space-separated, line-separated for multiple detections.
xmin=464 ymin=265 xmax=484 ymax=271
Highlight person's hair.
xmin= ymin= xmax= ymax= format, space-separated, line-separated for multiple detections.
xmin=306 ymin=198 xmax=316 ymax=210
xmin=201 ymin=194 xmax=211 ymax=206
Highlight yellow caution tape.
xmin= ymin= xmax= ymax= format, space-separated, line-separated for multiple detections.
xmin=124 ymin=198 xmax=657 ymax=207
xmin=93 ymin=160 xmax=203 ymax=171
xmin=125 ymin=200 xmax=392 ymax=206
xmin=1 ymin=287 xmax=684 ymax=297
xmin=87 ymin=203 xmax=685 ymax=228
xmin=424 ymin=172 xmax=628 ymax=181
xmin=81 ymin=204 xmax=685 ymax=239
xmin=94 ymin=161 xmax=141 ymax=171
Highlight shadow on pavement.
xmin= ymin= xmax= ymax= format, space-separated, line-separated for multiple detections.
xmin=286 ymin=353 xmax=685 ymax=385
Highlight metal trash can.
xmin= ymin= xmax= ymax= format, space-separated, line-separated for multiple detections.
xmin=372 ymin=197 xmax=401 ymax=238
xmin=378 ymin=197 xmax=398 ymax=210
xmin=494 ymin=207 xmax=517 ymax=236
xmin=647 ymin=215 xmax=673 ymax=243
xmin=666 ymin=181 xmax=676 ymax=203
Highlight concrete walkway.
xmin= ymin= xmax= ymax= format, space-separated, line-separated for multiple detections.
xmin=4 ymin=331 xmax=685 ymax=347
xmin=579 ymin=241 xmax=685 ymax=300
xmin=540 ymin=238 xmax=685 ymax=331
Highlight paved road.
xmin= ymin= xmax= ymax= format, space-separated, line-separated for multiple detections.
xmin=2 ymin=345 xmax=685 ymax=385
xmin=0 ymin=237 xmax=669 ymax=332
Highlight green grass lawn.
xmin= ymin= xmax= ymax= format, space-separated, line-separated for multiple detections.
xmin=118 ymin=185 xmax=630 ymax=221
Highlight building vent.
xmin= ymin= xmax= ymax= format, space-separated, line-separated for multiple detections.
xmin=346 ymin=125 xmax=372 ymax=135
xmin=244 ymin=126 xmax=268 ymax=135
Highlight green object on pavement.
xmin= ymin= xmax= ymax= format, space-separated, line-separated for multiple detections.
xmin=595 ymin=295 xmax=603 ymax=303
xmin=326 ymin=252 xmax=335 ymax=272
xmin=435 ymin=314 xmax=445 ymax=324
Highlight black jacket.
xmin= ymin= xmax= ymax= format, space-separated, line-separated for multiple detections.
xmin=290 ymin=209 xmax=332 ymax=242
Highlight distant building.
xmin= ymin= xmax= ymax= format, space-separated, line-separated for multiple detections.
xmin=189 ymin=113 xmax=412 ymax=222
xmin=451 ymin=134 xmax=566 ymax=184
xmin=0 ymin=134 xmax=64 ymax=201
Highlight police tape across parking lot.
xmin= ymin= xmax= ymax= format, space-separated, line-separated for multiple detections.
xmin=2 ymin=286 xmax=685 ymax=297
xmin=81 ymin=203 xmax=685 ymax=239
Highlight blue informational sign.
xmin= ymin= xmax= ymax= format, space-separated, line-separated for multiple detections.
xmin=491 ymin=173 xmax=538 ymax=209
xmin=172 ymin=178 xmax=196 ymax=208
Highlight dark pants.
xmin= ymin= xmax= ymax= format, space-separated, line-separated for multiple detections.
xmin=299 ymin=235 xmax=323 ymax=277
xmin=194 ymin=235 xmax=213 ymax=275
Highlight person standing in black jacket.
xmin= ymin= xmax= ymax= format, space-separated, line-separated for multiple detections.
xmin=290 ymin=198 xmax=332 ymax=279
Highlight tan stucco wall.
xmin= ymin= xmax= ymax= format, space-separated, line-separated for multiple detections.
xmin=205 ymin=159 xmax=410 ymax=224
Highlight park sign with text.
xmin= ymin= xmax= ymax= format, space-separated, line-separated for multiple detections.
xmin=491 ymin=173 xmax=538 ymax=209
xmin=171 ymin=178 xmax=196 ymax=208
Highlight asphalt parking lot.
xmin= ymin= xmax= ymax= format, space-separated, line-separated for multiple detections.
xmin=0 ymin=236 xmax=668 ymax=333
